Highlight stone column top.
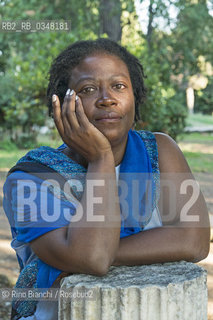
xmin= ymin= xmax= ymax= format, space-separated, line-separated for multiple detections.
xmin=59 ymin=261 xmax=207 ymax=320
xmin=60 ymin=261 xmax=206 ymax=288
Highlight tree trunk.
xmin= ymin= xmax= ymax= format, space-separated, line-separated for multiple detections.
xmin=186 ymin=86 xmax=195 ymax=114
xmin=147 ymin=0 xmax=154 ymax=51
xmin=99 ymin=0 xmax=122 ymax=42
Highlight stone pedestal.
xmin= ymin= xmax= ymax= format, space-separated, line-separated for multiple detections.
xmin=58 ymin=261 xmax=207 ymax=320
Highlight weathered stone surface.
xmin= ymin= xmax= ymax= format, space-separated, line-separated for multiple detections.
xmin=59 ymin=261 xmax=207 ymax=320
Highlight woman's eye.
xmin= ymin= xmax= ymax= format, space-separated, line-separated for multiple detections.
xmin=81 ymin=87 xmax=96 ymax=94
xmin=114 ymin=83 xmax=126 ymax=90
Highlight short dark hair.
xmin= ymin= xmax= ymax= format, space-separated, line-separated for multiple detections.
xmin=47 ymin=38 xmax=146 ymax=121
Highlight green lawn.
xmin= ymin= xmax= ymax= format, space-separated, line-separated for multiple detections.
xmin=182 ymin=151 xmax=213 ymax=174
xmin=186 ymin=113 xmax=213 ymax=127
xmin=0 ymin=150 xmax=29 ymax=169
xmin=0 ymin=134 xmax=63 ymax=170
xmin=178 ymin=131 xmax=213 ymax=173
xmin=0 ymin=131 xmax=212 ymax=173
xmin=180 ymin=132 xmax=213 ymax=143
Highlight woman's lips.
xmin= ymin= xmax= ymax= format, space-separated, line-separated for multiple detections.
xmin=95 ymin=112 xmax=122 ymax=123
xmin=96 ymin=118 xmax=121 ymax=123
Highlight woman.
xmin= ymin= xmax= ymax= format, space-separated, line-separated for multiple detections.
xmin=3 ymin=38 xmax=210 ymax=319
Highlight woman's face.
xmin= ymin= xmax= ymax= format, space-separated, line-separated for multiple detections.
xmin=68 ymin=52 xmax=135 ymax=146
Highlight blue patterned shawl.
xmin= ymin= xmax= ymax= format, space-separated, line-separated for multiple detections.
xmin=3 ymin=129 xmax=160 ymax=319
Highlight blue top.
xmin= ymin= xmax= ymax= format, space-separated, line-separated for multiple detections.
xmin=3 ymin=129 xmax=160 ymax=318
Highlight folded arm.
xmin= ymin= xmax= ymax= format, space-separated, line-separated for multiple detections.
xmin=30 ymin=93 xmax=121 ymax=276
xmin=113 ymin=133 xmax=210 ymax=266
xmin=30 ymin=132 xmax=210 ymax=275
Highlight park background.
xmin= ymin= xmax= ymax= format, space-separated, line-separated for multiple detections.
xmin=0 ymin=0 xmax=213 ymax=318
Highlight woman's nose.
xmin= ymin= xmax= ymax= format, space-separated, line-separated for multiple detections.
xmin=96 ymin=90 xmax=117 ymax=108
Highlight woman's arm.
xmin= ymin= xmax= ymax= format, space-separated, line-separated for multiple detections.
xmin=112 ymin=133 xmax=210 ymax=266
xmin=30 ymin=92 xmax=121 ymax=276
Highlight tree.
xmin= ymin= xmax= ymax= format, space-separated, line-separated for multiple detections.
xmin=99 ymin=0 xmax=122 ymax=41
xmin=0 ymin=0 xmax=98 ymax=146
xmin=1 ymin=0 xmax=212 ymax=144
xmin=131 ymin=0 xmax=213 ymax=138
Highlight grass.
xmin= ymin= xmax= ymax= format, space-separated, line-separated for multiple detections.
xmin=0 ymin=134 xmax=62 ymax=170
xmin=179 ymin=132 xmax=213 ymax=143
xmin=178 ymin=132 xmax=213 ymax=173
xmin=0 ymin=150 xmax=29 ymax=170
xmin=178 ymin=113 xmax=213 ymax=173
xmin=0 ymin=129 xmax=212 ymax=174
xmin=182 ymin=151 xmax=213 ymax=174
xmin=186 ymin=113 xmax=213 ymax=127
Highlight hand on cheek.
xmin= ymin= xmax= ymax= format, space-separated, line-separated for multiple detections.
xmin=52 ymin=90 xmax=112 ymax=163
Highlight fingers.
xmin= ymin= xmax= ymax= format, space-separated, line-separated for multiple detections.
xmin=52 ymin=94 xmax=65 ymax=137
xmin=63 ymin=89 xmax=79 ymax=130
xmin=52 ymin=89 xmax=91 ymax=144
xmin=75 ymin=96 xmax=91 ymax=127
xmin=52 ymin=89 xmax=111 ymax=161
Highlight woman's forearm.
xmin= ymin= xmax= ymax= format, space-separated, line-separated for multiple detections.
xmin=66 ymin=152 xmax=121 ymax=274
xmin=112 ymin=225 xmax=210 ymax=266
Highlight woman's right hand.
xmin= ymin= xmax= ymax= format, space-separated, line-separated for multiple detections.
xmin=30 ymin=90 xmax=120 ymax=276
xmin=52 ymin=89 xmax=112 ymax=163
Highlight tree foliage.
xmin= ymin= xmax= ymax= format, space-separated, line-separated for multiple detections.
xmin=132 ymin=0 xmax=213 ymax=139
xmin=0 ymin=0 xmax=212 ymax=145
xmin=0 ymin=0 xmax=98 ymax=146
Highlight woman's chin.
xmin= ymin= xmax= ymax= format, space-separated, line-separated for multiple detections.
xmin=100 ymin=128 xmax=128 ymax=147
